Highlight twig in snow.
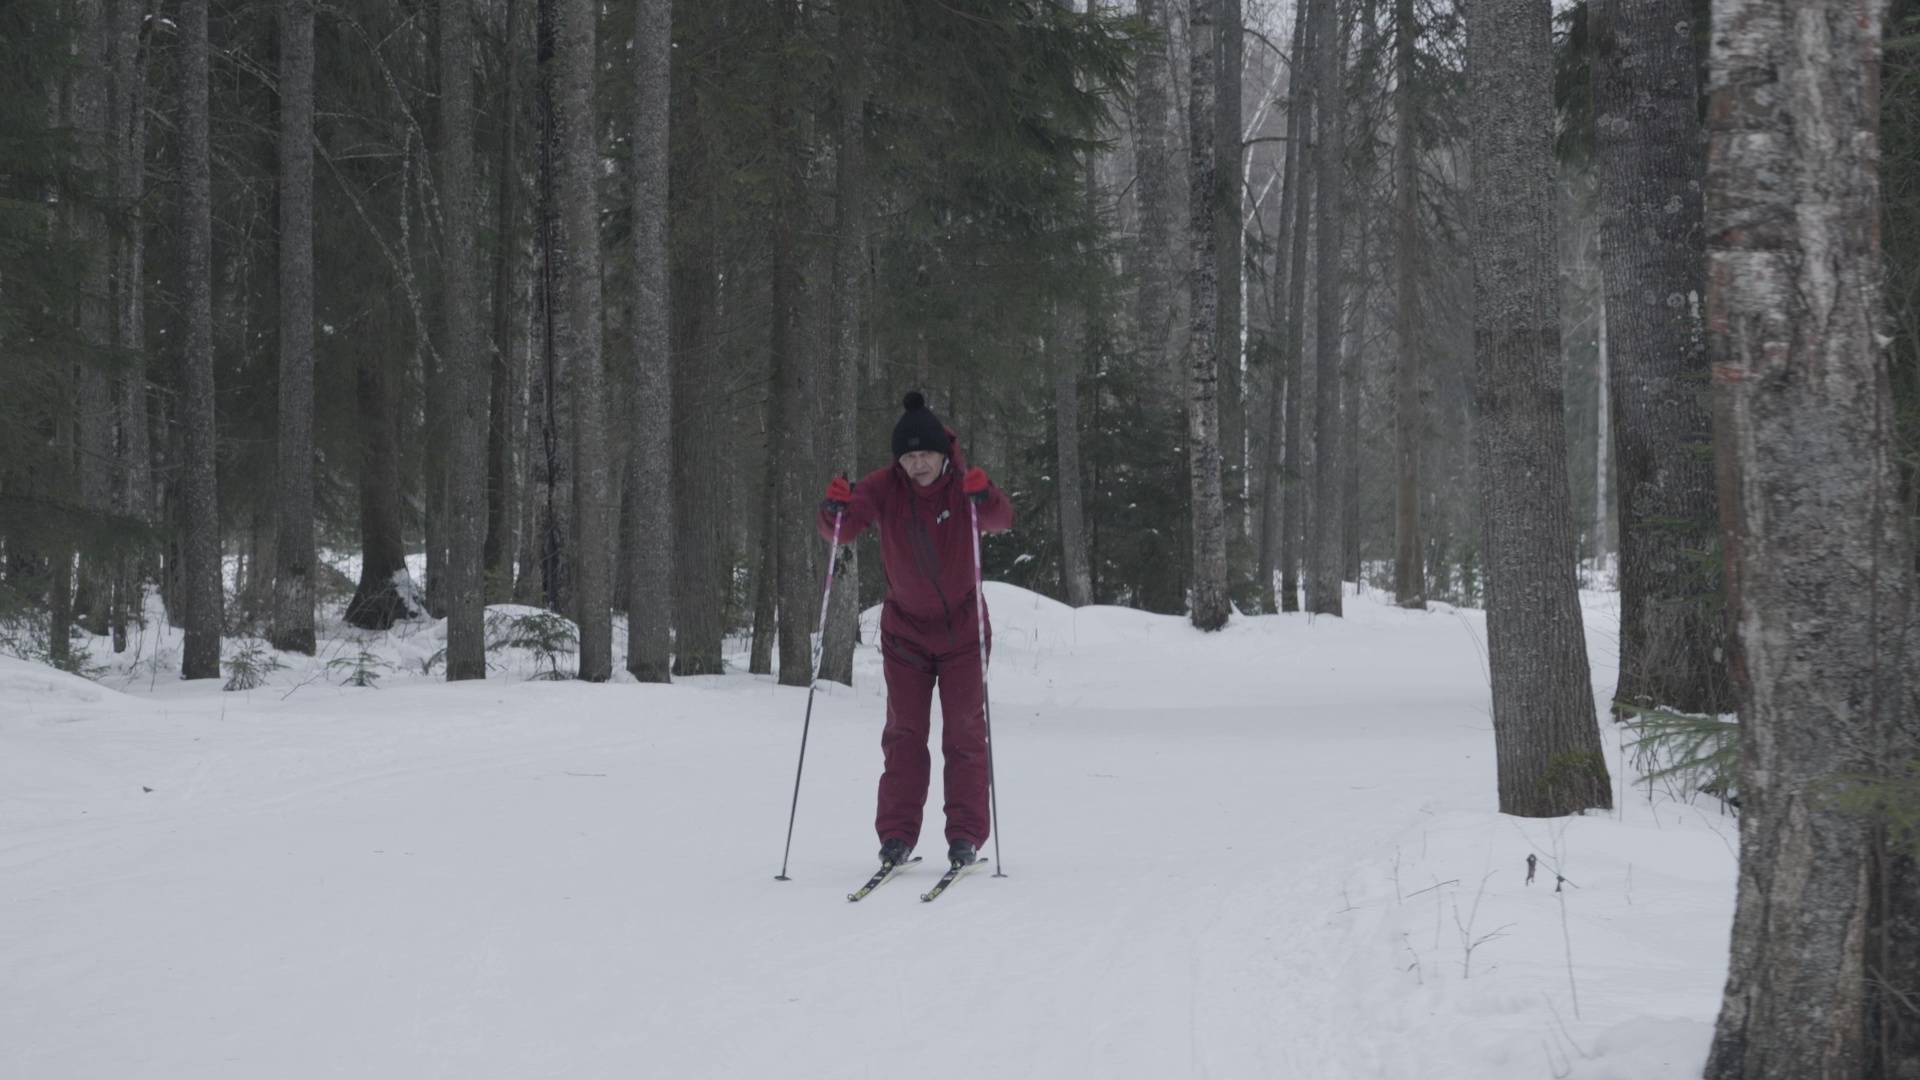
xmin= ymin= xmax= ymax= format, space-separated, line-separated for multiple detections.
xmin=1452 ymin=870 xmax=1509 ymax=978
xmin=1556 ymin=883 xmax=1581 ymax=1018
xmin=1405 ymin=878 xmax=1458 ymax=899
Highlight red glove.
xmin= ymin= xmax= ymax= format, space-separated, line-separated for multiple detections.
xmin=824 ymin=475 xmax=852 ymax=509
xmin=963 ymin=467 xmax=990 ymax=502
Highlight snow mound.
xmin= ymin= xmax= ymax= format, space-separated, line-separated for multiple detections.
xmin=0 ymin=655 xmax=123 ymax=708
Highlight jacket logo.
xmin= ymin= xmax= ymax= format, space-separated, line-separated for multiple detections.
xmin=935 ymin=509 xmax=950 ymax=525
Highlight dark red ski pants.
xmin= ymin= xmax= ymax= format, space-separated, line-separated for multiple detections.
xmin=877 ymin=632 xmax=990 ymax=851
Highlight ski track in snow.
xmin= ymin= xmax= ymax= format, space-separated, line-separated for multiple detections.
xmin=1 ymin=585 xmax=1730 ymax=1079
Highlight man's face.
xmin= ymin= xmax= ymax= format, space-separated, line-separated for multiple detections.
xmin=899 ymin=450 xmax=946 ymax=487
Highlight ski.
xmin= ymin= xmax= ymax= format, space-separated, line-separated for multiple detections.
xmin=919 ymin=858 xmax=988 ymax=902
xmin=847 ymin=856 xmax=922 ymax=902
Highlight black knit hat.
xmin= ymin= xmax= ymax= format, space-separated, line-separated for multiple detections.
xmin=892 ymin=391 xmax=951 ymax=459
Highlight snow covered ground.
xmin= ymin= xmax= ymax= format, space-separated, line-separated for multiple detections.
xmin=1 ymin=582 xmax=1735 ymax=1079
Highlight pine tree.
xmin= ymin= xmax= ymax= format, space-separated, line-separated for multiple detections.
xmin=1590 ymin=0 xmax=1728 ymax=715
xmin=270 ymin=0 xmax=317 ymax=656
xmin=443 ymin=0 xmax=489 ymax=681
xmin=819 ymin=2 xmax=867 ymax=684
xmin=1467 ymin=0 xmax=1610 ymax=816
xmin=1185 ymin=0 xmax=1230 ymax=631
xmin=626 ymin=0 xmax=674 ymax=683
xmin=178 ymin=0 xmax=222 ymax=680
xmin=1390 ymin=0 xmax=1424 ymax=609
xmin=1305 ymin=0 xmax=1346 ymax=616
xmin=554 ymin=0 xmax=610 ymax=682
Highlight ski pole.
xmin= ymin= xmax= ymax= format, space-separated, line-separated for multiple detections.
xmin=968 ymin=496 xmax=1007 ymax=878
xmin=775 ymin=505 xmax=845 ymax=881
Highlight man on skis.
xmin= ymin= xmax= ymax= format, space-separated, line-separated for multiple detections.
xmin=819 ymin=392 xmax=1013 ymax=872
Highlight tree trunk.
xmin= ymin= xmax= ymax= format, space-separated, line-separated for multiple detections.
xmin=819 ymin=7 xmax=866 ymax=684
xmin=768 ymin=0 xmax=816 ymax=686
xmin=485 ymin=0 xmax=532 ymax=604
xmin=70 ymin=0 xmax=114 ymax=639
xmin=1593 ymin=294 xmax=1610 ymax=566
xmin=1391 ymin=0 xmax=1424 ymax=609
xmin=1305 ymin=0 xmax=1345 ymax=616
xmin=1466 ymin=0 xmax=1610 ymax=816
xmin=441 ymin=0 xmax=490 ymax=680
xmin=1055 ymin=0 xmax=1099 ymax=610
xmin=50 ymin=540 xmax=73 ymax=670
xmin=270 ymin=0 xmax=317 ymax=656
xmin=1259 ymin=0 xmax=1307 ymax=615
xmin=1342 ymin=214 xmax=1365 ymax=584
xmin=1591 ymin=0 xmax=1729 ymax=716
xmin=178 ymin=0 xmax=221 ymax=679
xmin=1216 ymin=0 xmax=1247 ymax=596
xmin=626 ymin=0 xmax=673 ymax=682
xmin=110 ymin=0 xmax=156 ymax=652
xmin=1183 ymin=0 xmax=1230 ymax=631
xmin=1057 ymin=312 xmax=1095 ymax=608
xmin=535 ymin=0 xmax=574 ymax=620
xmin=1703 ymin=2 xmax=1912 ymax=1074
xmin=1135 ymin=0 xmax=1180 ymax=394
xmin=669 ymin=72 xmax=723 ymax=679
xmin=514 ymin=235 xmax=547 ymax=608
xmin=346 ymin=347 xmax=417 ymax=630
xmin=750 ymin=406 xmax=778 ymax=676
xmin=1279 ymin=0 xmax=1316 ymax=616
xmin=554 ymin=0 xmax=609 ymax=681
xmin=1883 ymin=593 xmax=1920 ymax=1078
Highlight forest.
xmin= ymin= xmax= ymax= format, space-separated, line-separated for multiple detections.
xmin=2 ymin=0 xmax=1918 ymax=1074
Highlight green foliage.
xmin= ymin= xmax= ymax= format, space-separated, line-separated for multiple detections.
xmin=1081 ymin=353 xmax=1190 ymax=615
xmin=0 ymin=1 xmax=132 ymax=621
xmin=1620 ymin=704 xmax=1740 ymax=806
xmin=222 ymin=640 xmax=286 ymax=692
xmin=486 ymin=609 xmax=578 ymax=681
xmin=327 ymin=646 xmax=390 ymax=688
xmin=1826 ymin=760 xmax=1920 ymax=859
xmin=1542 ymin=748 xmax=1610 ymax=807
xmin=0 ymin=608 xmax=102 ymax=677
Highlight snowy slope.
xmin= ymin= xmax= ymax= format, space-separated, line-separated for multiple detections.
xmin=0 ymin=585 xmax=1733 ymax=1079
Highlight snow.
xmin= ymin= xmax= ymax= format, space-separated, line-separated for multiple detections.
xmin=1 ymin=583 xmax=1734 ymax=1079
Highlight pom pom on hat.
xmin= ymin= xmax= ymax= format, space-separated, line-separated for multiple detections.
xmin=892 ymin=391 xmax=950 ymax=459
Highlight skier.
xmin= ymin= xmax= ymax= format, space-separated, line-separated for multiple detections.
xmin=819 ymin=392 xmax=1013 ymax=872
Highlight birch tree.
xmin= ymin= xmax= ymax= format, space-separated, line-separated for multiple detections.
xmin=1703 ymin=1 xmax=1916 ymax=1073
xmin=1257 ymin=0 xmax=1307 ymax=616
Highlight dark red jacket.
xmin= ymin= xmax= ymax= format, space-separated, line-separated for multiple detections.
xmin=816 ymin=437 xmax=1013 ymax=654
